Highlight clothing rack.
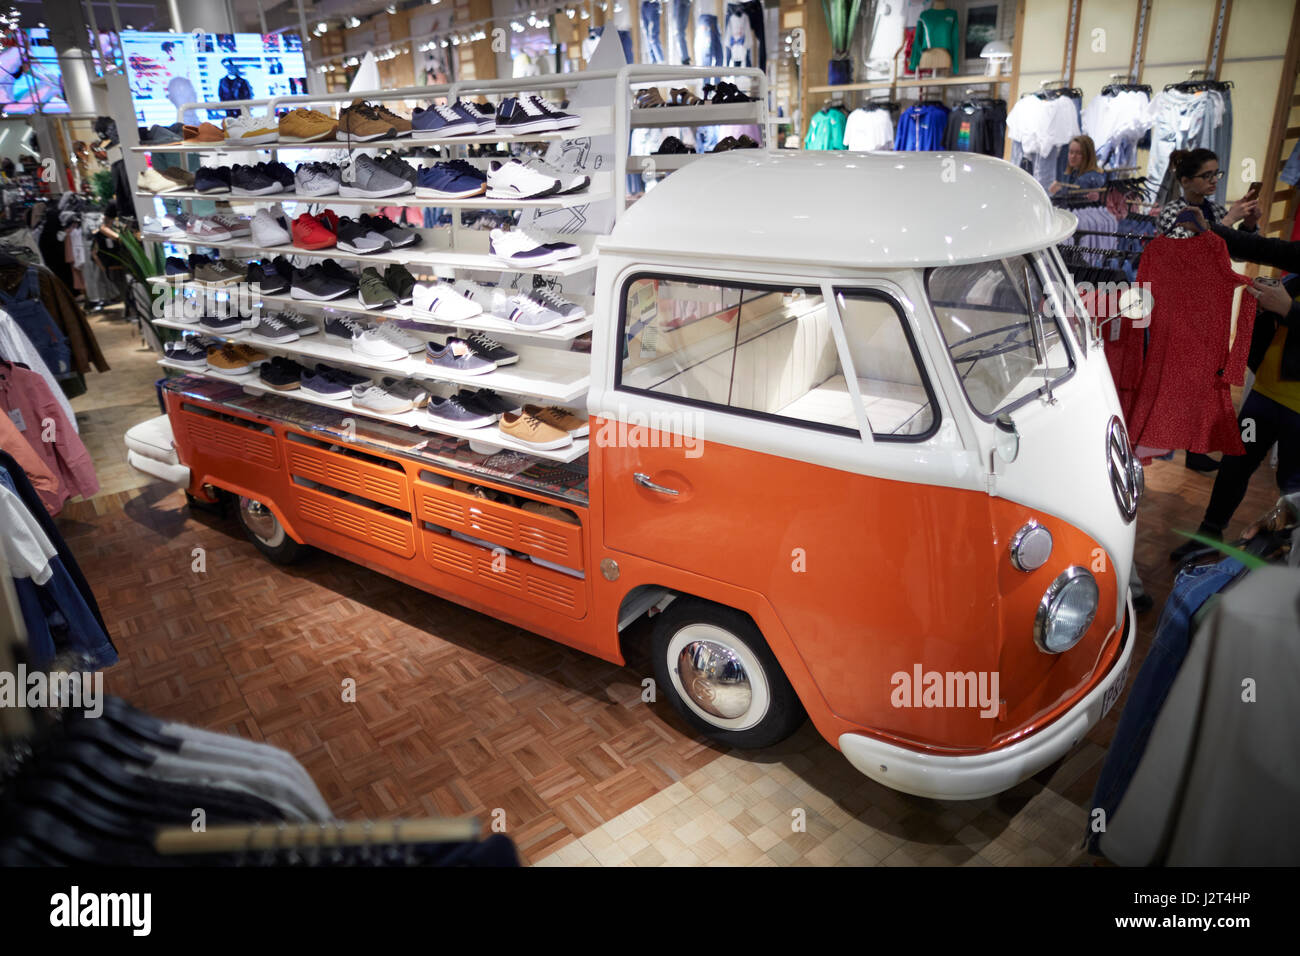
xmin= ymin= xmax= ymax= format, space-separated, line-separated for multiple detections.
xmin=1073 ymin=229 xmax=1155 ymax=241
xmin=1101 ymin=82 xmax=1153 ymax=96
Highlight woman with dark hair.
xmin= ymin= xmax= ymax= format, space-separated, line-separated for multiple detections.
xmin=1157 ymin=147 xmax=1260 ymax=238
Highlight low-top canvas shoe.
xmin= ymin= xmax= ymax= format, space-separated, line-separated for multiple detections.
xmin=300 ymin=366 xmax=352 ymax=400
xmin=140 ymin=123 xmax=184 ymax=146
xmin=374 ymin=322 xmax=422 ymax=354
xmin=411 ymin=281 xmax=483 ymax=322
xmin=251 ymin=209 xmax=291 ymax=247
xmin=349 ymin=324 xmax=408 ymax=361
xmin=525 ymin=287 xmax=586 ymax=321
xmin=426 ymin=394 xmax=497 ymax=429
xmin=352 ymin=382 xmax=414 ymax=413
xmin=187 ymin=216 xmax=234 ymax=242
xmin=339 ymin=155 xmax=412 ymax=198
xmin=526 ymin=404 xmax=588 ymax=437
xmin=458 ymin=388 xmax=520 ymax=414
xmin=495 ymin=96 xmax=558 ymax=134
xmin=142 ymin=216 xmax=185 ymax=240
xmin=524 ymin=95 xmax=580 ymax=130
xmin=164 ymin=256 xmax=191 ymax=279
xmin=224 ymin=112 xmax=278 ymax=144
xmin=199 ymin=311 xmax=242 ymax=333
xmin=195 ymin=259 xmax=245 ymax=286
xmin=410 ymin=103 xmax=477 ymax=139
xmin=462 ymin=331 xmax=517 ymax=367
xmin=163 ymin=338 xmax=208 ymax=367
xmin=250 ymin=312 xmax=300 ymax=343
xmin=194 ymin=165 xmax=231 ymax=194
xmin=522 ymin=157 xmax=588 ymax=195
xmin=184 ymin=122 xmax=225 ymax=144
xmin=489 ymin=227 xmax=578 ymax=266
xmin=452 ymin=100 xmax=494 ymax=133
xmin=211 ymin=213 xmax=251 ymax=238
xmin=425 ymin=337 xmax=496 ymax=375
xmin=278 ymin=107 xmax=337 ymax=142
xmin=274 ymin=309 xmax=318 ymax=336
xmin=206 ymin=343 xmax=255 ymax=375
xmin=259 ymin=355 xmax=306 ymax=390
xmin=381 ymin=377 xmax=429 ymax=407
xmin=491 ymin=291 xmax=566 ymax=331
xmin=486 ymin=159 xmax=561 ymax=200
xmin=498 ymin=409 xmax=572 ymax=449
xmin=138 ymin=166 xmax=184 ymax=193
xmin=296 ymin=161 xmax=341 ymax=197
xmin=159 ymin=166 xmax=196 ymax=190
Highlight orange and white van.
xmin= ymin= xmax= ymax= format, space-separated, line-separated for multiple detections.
xmin=147 ymin=152 xmax=1139 ymax=800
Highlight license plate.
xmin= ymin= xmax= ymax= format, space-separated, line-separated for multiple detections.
xmin=1101 ymin=659 xmax=1131 ymax=718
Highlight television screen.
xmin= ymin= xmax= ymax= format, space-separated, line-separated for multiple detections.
xmin=1 ymin=29 xmax=70 ymax=114
xmin=120 ymin=31 xmax=307 ymax=128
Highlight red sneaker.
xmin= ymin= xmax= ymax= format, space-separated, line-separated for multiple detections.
xmin=292 ymin=212 xmax=337 ymax=249
xmin=316 ymin=209 xmax=340 ymax=232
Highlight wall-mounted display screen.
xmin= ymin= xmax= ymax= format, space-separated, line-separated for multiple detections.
xmin=121 ymin=31 xmax=306 ymax=127
xmin=1 ymin=29 xmax=70 ymax=115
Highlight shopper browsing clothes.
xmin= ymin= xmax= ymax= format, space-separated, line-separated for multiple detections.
xmin=1156 ymin=148 xmax=1260 ymax=238
xmin=1168 ymin=208 xmax=1300 ymax=561
xmin=1048 ymin=135 xmax=1105 ymax=194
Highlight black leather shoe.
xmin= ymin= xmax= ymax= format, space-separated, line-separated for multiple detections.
xmin=1184 ymin=451 xmax=1221 ymax=473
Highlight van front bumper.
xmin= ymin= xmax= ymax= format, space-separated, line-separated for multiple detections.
xmin=837 ymin=597 xmax=1136 ymax=801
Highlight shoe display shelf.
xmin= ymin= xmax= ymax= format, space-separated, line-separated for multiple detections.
xmin=625 ymin=153 xmax=701 ymax=172
xmin=133 ymin=66 xmax=765 ymax=483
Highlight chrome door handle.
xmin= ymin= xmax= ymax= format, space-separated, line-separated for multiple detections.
xmin=634 ymin=472 xmax=679 ymax=496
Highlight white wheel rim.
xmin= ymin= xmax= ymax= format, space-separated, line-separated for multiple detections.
xmin=240 ymin=497 xmax=285 ymax=548
xmin=666 ymin=623 xmax=771 ymax=732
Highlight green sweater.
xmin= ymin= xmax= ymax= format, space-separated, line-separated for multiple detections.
xmin=908 ymin=7 xmax=961 ymax=75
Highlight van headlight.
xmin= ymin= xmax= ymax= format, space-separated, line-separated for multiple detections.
xmin=1034 ymin=567 xmax=1099 ymax=654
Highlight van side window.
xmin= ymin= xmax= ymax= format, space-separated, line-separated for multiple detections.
xmin=832 ymin=290 xmax=936 ymax=438
xmin=617 ymin=277 xmax=938 ymax=441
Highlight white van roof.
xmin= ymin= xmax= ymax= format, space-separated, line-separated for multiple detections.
xmin=604 ymin=151 xmax=1078 ymax=269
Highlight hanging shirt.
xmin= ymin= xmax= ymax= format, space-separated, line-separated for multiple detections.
xmin=0 ymin=408 xmax=60 ymax=512
xmin=907 ymin=7 xmax=960 ymax=74
xmin=843 ymin=108 xmax=894 ymax=150
xmin=894 ymin=103 xmax=949 ymax=151
xmin=1127 ymin=231 xmax=1256 ymax=458
xmin=804 ymin=108 xmax=847 ymax=150
xmin=0 ymin=361 xmax=98 ymax=510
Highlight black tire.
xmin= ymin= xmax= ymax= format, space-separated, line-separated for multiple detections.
xmin=236 ymin=496 xmax=308 ymax=564
xmin=651 ymin=598 xmax=806 ymax=749
xmin=185 ymin=490 xmax=227 ymax=515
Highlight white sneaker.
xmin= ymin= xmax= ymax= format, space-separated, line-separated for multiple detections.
xmin=522 ymin=158 xmax=590 ymax=195
xmin=451 ymin=280 xmax=494 ymax=311
xmin=352 ymin=382 xmax=414 ymax=413
xmin=489 ymin=227 xmax=565 ymax=266
xmin=492 ymin=292 xmax=567 ymax=331
xmin=486 ymin=159 xmax=561 ymax=200
xmin=142 ymin=216 xmax=185 ymax=239
xmin=223 ymin=112 xmax=279 ymax=144
xmin=250 ymin=209 xmax=290 ymax=246
xmin=352 ymin=327 xmax=408 ymax=361
xmin=373 ymin=322 xmax=423 ymax=353
xmin=411 ymin=281 xmax=484 ymax=322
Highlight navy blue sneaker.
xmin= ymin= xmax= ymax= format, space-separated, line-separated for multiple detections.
xmin=451 ymin=99 xmax=493 ymax=133
xmin=415 ymin=162 xmax=488 ymax=199
xmin=410 ymin=103 xmax=477 ymax=139
xmin=194 ymin=165 xmax=231 ymax=194
xmin=165 ymin=256 xmax=191 ymax=278
xmin=300 ymin=366 xmax=351 ymax=400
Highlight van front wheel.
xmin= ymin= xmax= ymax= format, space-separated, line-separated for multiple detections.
xmin=652 ymin=600 xmax=806 ymax=749
xmin=237 ymin=497 xmax=307 ymax=564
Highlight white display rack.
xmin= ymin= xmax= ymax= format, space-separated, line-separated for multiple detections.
xmin=156 ymin=359 xmax=590 ymax=463
xmin=131 ymin=66 xmax=766 ymax=473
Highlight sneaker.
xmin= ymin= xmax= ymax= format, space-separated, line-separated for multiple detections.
xmin=425 ymin=337 xmax=497 ymax=375
xmin=371 ymin=104 xmax=413 ymax=137
xmin=525 ymin=286 xmax=586 ymax=321
xmin=491 ymin=290 xmax=565 ymax=330
xmin=249 ymin=312 xmax=300 ymax=343
xmin=453 ymin=100 xmax=494 ymax=133
xmin=416 ymin=162 xmax=488 ymax=199
xmin=459 ymin=388 xmax=521 ymax=414
xmin=163 ymin=338 xmax=208 ymax=367
xmin=295 ymin=161 xmax=341 ymax=196
xmin=194 ymin=259 xmax=244 ymax=286
xmin=274 ymin=309 xmax=317 ymax=336
xmin=522 ymin=157 xmax=589 ymax=195
xmin=259 ymin=355 xmax=306 ymax=389
xmin=426 ymin=394 xmax=497 ymax=429
xmin=164 ymin=256 xmax=192 ymax=279
xmin=360 ymin=214 xmax=420 ymax=248
xmin=194 ymin=165 xmax=231 ymax=194
xmin=278 ymin=107 xmax=337 ymax=143
xmin=373 ymin=322 xmax=422 ymax=353
xmin=377 ymin=153 xmax=418 ymax=187
xmin=140 ymin=123 xmax=184 ymax=146
xmin=524 ymin=227 xmax=581 ymax=260
xmin=300 ymin=366 xmax=352 ymax=400
xmin=337 ymin=100 xmax=396 ymax=141
xmin=339 ymin=155 xmax=413 ymax=198
xmin=138 ymin=166 xmax=184 ymax=193
xmin=158 ymin=166 xmax=195 ymax=190
xmin=384 ymin=264 xmax=415 ymax=304
xmin=381 ymin=377 xmax=429 ymax=406
xmin=319 ymin=258 xmax=360 ymax=292
xmin=184 ymin=122 xmax=225 ymax=144
xmin=247 ymin=260 xmax=289 ymax=294
xmin=447 ymin=390 xmax=502 ymax=421
xmin=498 ymin=409 xmax=572 ymax=449
xmin=358 ymin=267 xmax=398 ymax=309
xmin=261 ymin=160 xmax=294 ymax=191
xmin=206 ymin=343 xmax=255 ymax=374
xmin=231 ymin=163 xmax=281 ymax=195
xmin=336 ymin=216 xmax=392 ymax=254
xmin=231 ymin=344 xmax=268 ymax=365
xmin=495 ymin=96 xmax=558 ymax=135
xmin=526 ymin=404 xmax=588 ymax=437
xmin=315 ymin=363 xmax=369 ymax=388
xmin=486 ymin=159 xmax=561 ymax=200
xmin=410 ymin=103 xmax=477 ymax=139
xmin=199 ymin=311 xmax=242 ymax=333
xmin=211 ymin=213 xmax=251 ymax=238
xmin=292 ymin=212 xmax=337 ymax=250
xmin=411 ymin=281 xmax=483 ymax=322
xmin=463 ymin=331 xmax=517 ymax=366
xmin=352 ymin=381 xmax=414 ymax=413
xmin=291 ymin=264 xmax=352 ymax=300
xmin=525 ymin=95 xmax=581 ymax=130
xmin=224 ymin=112 xmax=278 ymax=144
xmin=489 ymin=227 xmax=572 ymax=266
xmin=142 ymin=216 xmax=185 ymax=240
xmin=250 ymin=209 xmax=291 ymax=246
xmin=325 ymin=315 xmax=407 ymax=361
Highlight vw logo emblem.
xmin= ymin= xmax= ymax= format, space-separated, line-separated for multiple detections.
xmin=1106 ymin=416 xmax=1141 ymax=523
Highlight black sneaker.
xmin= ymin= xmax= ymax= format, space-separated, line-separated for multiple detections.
xmin=336 ymin=216 xmax=391 ymax=254
xmin=319 ymin=258 xmax=360 ymax=292
xmin=248 ymin=260 xmax=289 ymax=295
xmin=291 ymin=264 xmax=353 ymax=301
xmin=315 ymin=363 xmax=369 ymax=387
xmin=463 ymin=331 xmax=518 ymax=367
xmin=262 ymin=160 xmax=294 ymax=190
xmin=459 ymin=388 xmax=522 ymax=414
xmin=655 ymin=136 xmax=694 ymax=155
xmin=377 ymin=153 xmax=418 ymax=186
xmin=362 ymin=213 xmax=420 ymax=248
xmin=259 ymin=356 xmax=306 ymax=390
xmin=495 ymin=96 xmax=557 ymax=134
xmin=199 ymin=312 xmax=242 ymax=334
xmin=165 ymin=256 xmax=191 ymax=278
xmin=194 ymin=165 xmax=232 ymax=194
xmin=231 ymin=163 xmax=280 ymax=195
xmin=271 ymin=255 xmax=298 ymax=285
xmin=163 ymin=338 xmax=208 ymax=367
xmin=384 ymin=263 xmax=415 ymax=303
xmin=358 ymin=267 xmax=398 ymax=309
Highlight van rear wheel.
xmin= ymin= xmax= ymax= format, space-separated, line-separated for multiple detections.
xmin=237 ymin=497 xmax=307 ymax=564
xmin=651 ymin=599 xmax=806 ymax=749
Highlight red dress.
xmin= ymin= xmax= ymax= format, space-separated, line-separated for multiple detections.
xmin=1126 ymin=231 xmax=1256 ymax=458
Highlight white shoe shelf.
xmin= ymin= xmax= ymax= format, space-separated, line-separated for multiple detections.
xmin=134 ymin=181 xmax=609 ymax=210
xmin=157 ymin=358 xmax=590 ymax=463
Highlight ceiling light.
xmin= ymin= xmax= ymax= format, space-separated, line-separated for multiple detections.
xmin=386 ymin=4 xmax=397 ymax=13
xmin=316 ymin=21 xmax=327 ymax=32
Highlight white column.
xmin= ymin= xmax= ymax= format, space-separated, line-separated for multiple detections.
xmin=169 ymin=0 xmax=235 ymax=33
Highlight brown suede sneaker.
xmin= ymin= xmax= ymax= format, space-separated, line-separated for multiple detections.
xmin=337 ymin=100 xmax=396 ymax=142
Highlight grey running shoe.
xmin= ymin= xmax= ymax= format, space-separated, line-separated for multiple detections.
xmin=339 ymin=155 xmax=412 ymax=198
xmin=295 ymin=162 xmax=341 ymax=196
xmin=274 ymin=309 xmax=318 ymax=336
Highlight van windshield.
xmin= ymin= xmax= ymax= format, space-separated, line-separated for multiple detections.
xmin=926 ymin=255 xmax=1075 ymax=419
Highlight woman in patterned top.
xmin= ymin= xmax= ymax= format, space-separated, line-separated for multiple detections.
xmin=1158 ymin=148 xmax=1260 ymax=238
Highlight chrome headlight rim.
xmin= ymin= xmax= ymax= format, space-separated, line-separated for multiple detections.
xmin=1010 ymin=519 xmax=1054 ymax=572
xmin=1034 ymin=566 xmax=1100 ymax=654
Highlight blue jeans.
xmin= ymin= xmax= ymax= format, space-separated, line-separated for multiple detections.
xmin=1086 ymin=557 xmax=1246 ymax=855
xmin=669 ymin=0 xmax=692 ymax=64
xmin=641 ymin=1 xmax=665 ymax=64
xmin=695 ymin=14 xmax=722 ymax=67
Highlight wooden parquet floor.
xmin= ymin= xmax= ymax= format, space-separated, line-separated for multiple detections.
xmin=59 ymin=309 xmax=1284 ymax=865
